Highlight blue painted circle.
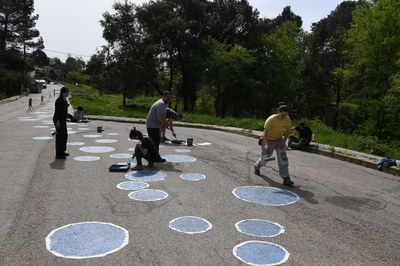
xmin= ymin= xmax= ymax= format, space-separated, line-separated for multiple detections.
xmin=235 ymin=219 xmax=284 ymax=238
xmin=128 ymin=189 xmax=168 ymax=201
xmin=67 ymin=142 xmax=85 ymax=146
xmin=79 ymin=146 xmax=115 ymax=153
xmin=232 ymin=186 xmax=299 ymax=206
xmin=117 ymin=181 xmax=149 ymax=191
xmin=96 ymin=139 xmax=118 ymax=144
xmin=46 ymin=221 xmax=129 ymax=259
xmin=180 ymin=173 xmax=206 ymax=181
xmin=73 ymin=156 xmax=100 ymax=162
xmin=110 ymin=153 xmax=131 ymax=159
xmin=83 ymin=134 xmax=102 ymax=138
xmin=33 ymin=136 xmax=53 ymax=140
xmin=125 ymin=171 xmax=166 ymax=182
xmin=233 ymin=241 xmax=289 ymax=266
xmin=163 ymin=154 xmax=196 ymax=163
xmin=169 ymin=216 xmax=212 ymax=234
xmin=175 ymin=148 xmax=191 ymax=153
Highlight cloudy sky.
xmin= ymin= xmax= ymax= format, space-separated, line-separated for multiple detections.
xmin=34 ymin=0 xmax=347 ymax=61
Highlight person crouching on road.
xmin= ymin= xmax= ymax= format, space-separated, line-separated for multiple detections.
xmin=53 ymin=87 xmax=70 ymax=159
xmin=129 ymin=128 xmax=161 ymax=171
xmin=254 ymin=104 xmax=294 ymax=186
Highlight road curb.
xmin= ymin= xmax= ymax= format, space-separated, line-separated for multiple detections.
xmin=86 ymin=115 xmax=399 ymax=176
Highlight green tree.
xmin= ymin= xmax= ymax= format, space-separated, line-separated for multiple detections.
xmin=101 ymin=0 xmax=158 ymax=105
xmin=303 ymin=1 xmax=358 ymax=126
xmin=202 ymin=38 xmax=256 ymax=117
xmin=342 ymin=0 xmax=400 ymax=139
xmin=255 ymin=21 xmax=304 ymax=117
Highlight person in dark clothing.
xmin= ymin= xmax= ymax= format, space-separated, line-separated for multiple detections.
xmin=145 ymin=91 xmax=172 ymax=162
xmin=129 ymin=128 xmax=161 ymax=171
xmin=53 ymin=87 xmax=70 ymax=159
xmin=288 ymin=122 xmax=315 ymax=150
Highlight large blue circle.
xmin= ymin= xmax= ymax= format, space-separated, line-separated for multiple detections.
xmin=117 ymin=181 xmax=149 ymax=190
xmin=180 ymin=173 xmax=206 ymax=181
xmin=129 ymin=189 xmax=168 ymax=201
xmin=233 ymin=186 xmax=299 ymax=206
xmin=46 ymin=221 xmax=129 ymax=259
xmin=79 ymin=146 xmax=115 ymax=153
xmin=233 ymin=241 xmax=289 ymax=266
xmin=169 ymin=216 xmax=212 ymax=234
xmin=125 ymin=171 xmax=166 ymax=182
xmin=235 ymin=219 xmax=284 ymax=238
xmin=163 ymin=154 xmax=196 ymax=163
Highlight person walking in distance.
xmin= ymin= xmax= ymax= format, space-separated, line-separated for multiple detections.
xmin=254 ymin=104 xmax=294 ymax=186
xmin=53 ymin=87 xmax=70 ymax=159
xmin=146 ymin=91 xmax=172 ymax=162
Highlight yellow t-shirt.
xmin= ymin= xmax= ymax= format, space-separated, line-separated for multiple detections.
xmin=264 ymin=114 xmax=292 ymax=141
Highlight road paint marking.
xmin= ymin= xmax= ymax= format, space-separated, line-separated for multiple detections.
xmin=125 ymin=171 xmax=166 ymax=182
xmin=233 ymin=241 xmax=289 ymax=266
xmin=163 ymin=154 xmax=196 ymax=163
xmin=169 ymin=216 xmax=212 ymax=234
xmin=46 ymin=221 xmax=129 ymax=259
xmin=235 ymin=219 xmax=284 ymax=238
xmin=232 ymin=186 xmax=299 ymax=206
xmin=79 ymin=146 xmax=115 ymax=153
xmin=67 ymin=142 xmax=85 ymax=146
xmin=32 ymin=136 xmax=53 ymax=140
xmin=96 ymin=139 xmax=118 ymax=143
xmin=73 ymin=156 xmax=101 ymax=161
xmin=110 ymin=153 xmax=131 ymax=159
xmin=128 ymin=189 xmax=168 ymax=201
xmin=117 ymin=181 xmax=149 ymax=190
xmin=180 ymin=173 xmax=206 ymax=181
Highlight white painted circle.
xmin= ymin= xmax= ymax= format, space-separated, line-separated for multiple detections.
xmin=96 ymin=139 xmax=118 ymax=144
xmin=125 ymin=171 xmax=167 ymax=182
xmin=169 ymin=216 xmax=212 ymax=234
xmin=235 ymin=219 xmax=285 ymax=238
xmin=67 ymin=142 xmax=85 ymax=146
xmin=232 ymin=186 xmax=299 ymax=206
xmin=79 ymin=146 xmax=115 ymax=153
xmin=110 ymin=153 xmax=131 ymax=159
xmin=83 ymin=134 xmax=102 ymax=138
xmin=73 ymin=156 xmax=101 ymax=161
xmin=233 ymin=241 xmax=289 ymax=266
xmin=33 ymin=136 xmax=53 ymax=140
xmin=128 ymin=189 xmax=168 ymax=201
xmin=163 ymin=155 xmax=196 ymax=163
xmin=33 ymin=125 xmax=49 ymax=128
xmin=107 ymin=133 xmax=119 ymax=136
xmin=175 ymin=149 xmax=191 ymax=153
xmin=180 ymin=173 xmax=206 ymax=181
xmin=117 ymin=181 xmax=149 ymax=191
xmin=46 ymin=221 xmax=129 ymax=259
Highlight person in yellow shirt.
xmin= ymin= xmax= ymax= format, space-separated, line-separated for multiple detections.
xmin=254 ymin=104 xmax=294 ymax=186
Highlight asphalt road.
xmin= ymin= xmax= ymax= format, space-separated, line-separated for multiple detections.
xmin=0 ymin=85 xmax=399 ymax=266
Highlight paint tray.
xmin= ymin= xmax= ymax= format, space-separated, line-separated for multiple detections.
xmin=109 ymin=163 xmax=131 ymax=172
xmin=171 ymin=139 xmax=186 ymax=144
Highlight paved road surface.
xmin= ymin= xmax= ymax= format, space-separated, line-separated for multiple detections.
xmin=0 ymin=85 xmax=399 ymax=265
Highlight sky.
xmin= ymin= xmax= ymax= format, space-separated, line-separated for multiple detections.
xmin=34 ymin=0 xmax=346 ymax=61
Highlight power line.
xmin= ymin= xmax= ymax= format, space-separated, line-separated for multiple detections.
xmin=42 ymin=48 xmax=92 ymax=58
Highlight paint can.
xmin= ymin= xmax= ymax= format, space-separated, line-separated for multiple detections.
xmin=187 ymin=138 xmax=193 ymax=146
xmin=97 ymin=126 xmax=103 ymax=133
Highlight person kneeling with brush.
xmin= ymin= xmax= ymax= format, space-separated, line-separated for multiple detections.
xmin=129 ymin=128 xmax=161 ymax=171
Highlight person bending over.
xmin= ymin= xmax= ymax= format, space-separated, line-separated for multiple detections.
xmin=161 ymin=108 xmax=182 ymax=141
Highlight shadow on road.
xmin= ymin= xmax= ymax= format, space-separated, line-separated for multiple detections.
xmin=259 ymin=174 xmax=319 ymax=205
xmin=50 ymin=159 xmax=65 ymax=170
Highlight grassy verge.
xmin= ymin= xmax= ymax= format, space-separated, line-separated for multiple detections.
xmin=68 ymin=84 xmax=400 ymax=159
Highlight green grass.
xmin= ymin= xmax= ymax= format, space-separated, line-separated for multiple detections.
xmin=68 ymin=84 xmax=400 ymax=159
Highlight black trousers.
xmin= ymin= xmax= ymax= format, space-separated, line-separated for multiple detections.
xmin=55 ymin=121 xmax=68 ymax=155
xmin=147 ymin=127 xmax=161 ymax=154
